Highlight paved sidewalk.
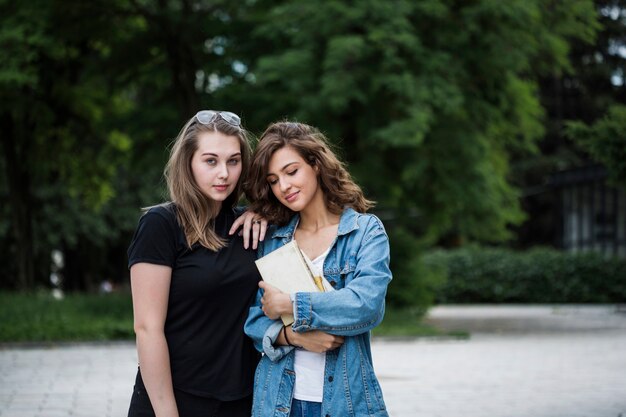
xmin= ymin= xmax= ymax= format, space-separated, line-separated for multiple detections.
xmin=380 ymin=305 xmax=626 ymax=417
xmin=1 ymin=305 xmax=625 ymax=417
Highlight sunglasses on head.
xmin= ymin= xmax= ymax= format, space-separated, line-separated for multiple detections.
xmin=195 ymin=110 xmax=241 ymax=127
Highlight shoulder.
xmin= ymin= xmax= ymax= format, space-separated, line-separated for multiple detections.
xmin=144 ymin=202 xmax=176 ymax=217
xmin=355 ymin=212 xmax=388 ymax=242
xmin=258 ymin=224 xmax=283 ymax=257
xmin=128 ymin=202 xmax=181 ymax=267
xmin=265 ymin=224 xmax=278 ymax=238
xmin=138 ymin=202 xmax=178 ymax=229
xmin=355 ymin=212 xmax=385 ymax=230
xmin=258 ymin=215 xmax=298 ymax=257
xmin=232 ymin=205 xmax=248 ymax=218
xmin=341 ymin=208 xmax=387 ymax=240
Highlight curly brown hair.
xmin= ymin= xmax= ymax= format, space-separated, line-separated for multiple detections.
xmin=245 ymin=121 xmax=374 ymax=225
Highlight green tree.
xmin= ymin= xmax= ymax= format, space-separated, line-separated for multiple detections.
xmin=0 ymin=0 xmax=603 ymax=310
xmin=0 ymin=0 xmax=134 ymax=289
xmin=511 ymin=0 xmax=625 ymax=247
xmin=558 ymin=1 xmax=626 ymax=186
xmin=239 ymin=0 xmax=597 ymax=242
xmin=566 ymin=104 xmax=626 ymax=186
xmin=231 ymin=0 xmax=598 ymax=305
xmin=0 ymin=0 xmax=266 ymax=291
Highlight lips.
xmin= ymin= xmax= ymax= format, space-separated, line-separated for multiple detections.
xmin=285 ymin=191 xmax=299 ymax=202
xmin=213 ymin=184 xmax=229 ymax=192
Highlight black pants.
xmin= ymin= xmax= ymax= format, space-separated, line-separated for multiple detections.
xmin=128 ymin=373 xmax=252 ymax=417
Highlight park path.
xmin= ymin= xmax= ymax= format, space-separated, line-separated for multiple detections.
xmin=379 ymin=305 xmax=626 ymax=417
xmin=1 ymin=305 xmax=625 ymax=417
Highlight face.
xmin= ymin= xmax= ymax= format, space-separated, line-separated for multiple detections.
xmin=266 ymin=146 xmax=321 ymax=212
xmin=191 ymin=131 xmax=242 ymax=203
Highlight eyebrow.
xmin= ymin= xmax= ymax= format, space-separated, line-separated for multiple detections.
xmin=267 ymin=162 xmax=299 ymax=177
xmin=200 ymin=152 xmax=242 ymax=157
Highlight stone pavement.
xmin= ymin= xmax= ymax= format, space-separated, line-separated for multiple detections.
xmin=1 ymin=305 xmax=625 ymax=417
xmin=380 ymin=305 xmax=626 ymax=417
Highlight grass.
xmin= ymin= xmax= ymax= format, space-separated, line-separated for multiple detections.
xmin=0 ymin=291 xmax=134 ymax=342
xmin=0 ymin=292 xmax=465 ymax=343
xmin=374 ymin=306 xmax=468 ymax=339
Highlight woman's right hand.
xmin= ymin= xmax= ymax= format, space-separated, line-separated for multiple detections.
xmin=288 ymin=328 xmax=344 ymax=353
xmin=229 ymin=210 xmax=268 ymax=250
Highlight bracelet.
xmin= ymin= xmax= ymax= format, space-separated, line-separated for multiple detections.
xmin=283 ymin=325 xmax=295 ymax=347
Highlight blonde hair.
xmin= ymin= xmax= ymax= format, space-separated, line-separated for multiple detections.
xmin=164 ymin=114 xmax=252 ymax=251
xmin=245 ymin=121 xmax=373 ymax=225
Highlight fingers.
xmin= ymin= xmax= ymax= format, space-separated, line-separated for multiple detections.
xmin=258 ymin=281 xmax=277 ymax=292
xmin=229 ymin=215 xmax=245 ymax=236
xmin=251 ymin=221 xmax=260 ymax=250
xmin=332 ymin=335 xmax=345 ymax=345
xmin=242 ymin=213 xmax=253 ymax=249
xmin=259 ymin=219 xmax=268 ymax=242
xmin=251 ymin=217 xmax=266 ymax=250
xmin=326 ymin=335 xmax=344 ymax=350
xmin=232 ymin=210 xmax=254 ymax=248
xmin=330 ymin=337 xmax=344 ymax=349
xmin=260 ymin=303 xmax=280 ymax=320
xmin=295 ymin=331 xmax=345 ymax=353
xmin=230 ymin=210 xmax=266 ymax=249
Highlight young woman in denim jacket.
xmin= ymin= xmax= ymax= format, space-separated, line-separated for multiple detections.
xmin=244 ymin=122 xmax=391 ymax=417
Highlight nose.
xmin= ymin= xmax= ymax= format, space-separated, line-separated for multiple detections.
xmin=217 ymin=163 xmax=229 ymax=179
xmin=278 ymin=177 xmax=290 ymax=193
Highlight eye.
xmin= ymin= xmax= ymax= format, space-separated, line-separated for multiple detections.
xmin=287 ymin=169 xmax=298 ymax=176
xmin=205 ymin=158 xmax=217 ymax=165
xmin=267 ymin=178 xmax=278 ymax=185
xmin=228 ymin=158 xmax=241 ymax=165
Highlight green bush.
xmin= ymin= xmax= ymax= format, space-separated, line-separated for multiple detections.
xmin=386 ymin=227 xmax=446 ymax=311
xmin=424 ymin=246 xmax=626 ymax=303
xmin=0 ymin=291 xmax=134 ymax=342
xmin=0 ymin=291 xmax=448 ymax=342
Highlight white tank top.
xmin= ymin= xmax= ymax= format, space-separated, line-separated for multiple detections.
xmin=293 ymin=245 xmax=333 ymax=402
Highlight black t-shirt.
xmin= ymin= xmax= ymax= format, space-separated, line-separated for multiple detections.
xmin=127 ymin=203 xmax=261 ymax=400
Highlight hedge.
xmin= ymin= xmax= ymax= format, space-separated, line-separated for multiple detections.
xmin=423 ymin=246 xmax=626 ymax=303
xmin=0 ymin=292 xmax=134 ymax=342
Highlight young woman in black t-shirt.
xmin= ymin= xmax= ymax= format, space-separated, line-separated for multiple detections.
xmin=127 ymin=111 xmax=265 ymax=417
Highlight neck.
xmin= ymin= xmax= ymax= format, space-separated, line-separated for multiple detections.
xmin=298 ymin=192 xmax=339 ymax=232
xmin=210 ymin=200 xmax=223 ymax=219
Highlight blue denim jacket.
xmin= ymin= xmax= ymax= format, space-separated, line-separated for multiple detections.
xmin=244 ymin=208 xmax=391 ymax=417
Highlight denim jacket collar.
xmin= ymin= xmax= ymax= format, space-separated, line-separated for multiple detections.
xmin=270 ymin=207 xmax=360 ymax=239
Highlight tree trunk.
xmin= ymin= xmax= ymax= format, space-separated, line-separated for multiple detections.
xmin=151 ymin=0 xmax=200 ymax=119
xmin=0 ymin=112 xmax=35 ymax=290
xmin=166 ymin=38 xmax=200 ymax=119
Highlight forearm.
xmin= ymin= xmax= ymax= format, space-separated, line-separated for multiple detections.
xmin=274 ymin=326 xmax=289 ymax=346
xmin=245 ymin=290 xmax=283 ymax=352
xmin=245 ymin=301 xmax=294 ymax=362
xmin=136 ymin=330 xmax=178 ymax=417
xmin=293 ymin=226 xmax=392 ymax=335
xmin=292 ymin=286 xmax=387 ymax=336
xmin=283 ymin=325 xmax=345 ymax=353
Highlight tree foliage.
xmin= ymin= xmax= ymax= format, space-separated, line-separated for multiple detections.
xmin=562 ymin=2 xmax=626 ymax=187
xmin=566 ymin=104 xmax=626 ymax=187
xmin=510 ymin=0 xmax=625 ymax=248
xmin=0 ymin=0 xmax=606 ymax=309
xmin=239 ymin=0 xmax=598 ymax=245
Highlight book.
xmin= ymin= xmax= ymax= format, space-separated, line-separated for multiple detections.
xmin=254 ymin=240 xmax=324 ymax=326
